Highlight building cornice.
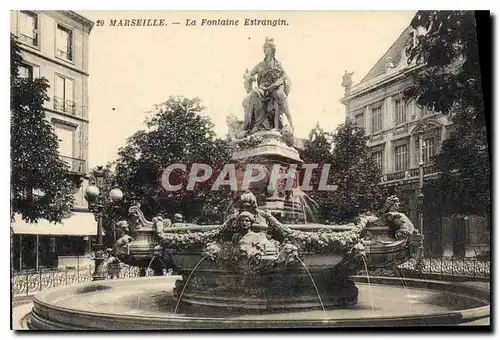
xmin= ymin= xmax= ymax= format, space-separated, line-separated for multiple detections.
xmin=45 ymin=108 xmax=89 ymax=123
xmin=340 ymin=63 xmax=425 ymax=105
xmin=410 ymin=117 xmax=444 ymax=135
xmin=18 ymin=44 xmax=90 ymax=77
xmin=56 ymin=11 xmax=95 ymax=32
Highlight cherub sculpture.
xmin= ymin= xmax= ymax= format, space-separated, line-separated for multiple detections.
xmin=226 ymin=114 xmax=247 ymax=141
xmin=361 ymin=195 xmax=415 ymax=242
xmin=115 ymin=220 xmax=134 ymax=248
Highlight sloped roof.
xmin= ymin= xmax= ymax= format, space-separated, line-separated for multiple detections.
xmin=360 ymin=26 xmax=412 ymax=83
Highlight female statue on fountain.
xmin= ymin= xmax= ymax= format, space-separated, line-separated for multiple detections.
xmin=243 ymin=37 xmax=293 ymax=134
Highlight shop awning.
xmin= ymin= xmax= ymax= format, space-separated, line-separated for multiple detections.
xmin=11 ymin=212 xmax=102 ymax=236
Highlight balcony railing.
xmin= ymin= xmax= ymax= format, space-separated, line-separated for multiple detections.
xmin=56 ymin=49 xmax=72 ymax=61
xmin=60 ymin=155 xmax=86 ymax=174
xmin=19 ymin=33 xmax=37 ymax=46
xmin=381 ymin=163 xmax=439 ymax=183
xmin=53 ymin=96 xmax=76 ymax=115
xmin=423 ymin=163 xmax=439 ymax=175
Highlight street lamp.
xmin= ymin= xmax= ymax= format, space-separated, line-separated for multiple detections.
xmin=416 ymin=130 xmax=425 ymax=266
xmin=418 ymin=134 xmax=425 ymax=232
xmin=85 ymin=167 xmax=123 ymax=281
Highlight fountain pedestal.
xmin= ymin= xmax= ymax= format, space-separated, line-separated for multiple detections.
xmin=230 ymin=130 xmax=302 ymax=162
xmin=174 ymin=267 xmax=358 ymax=310
xmin=231 ymin=130 xmax=308 ymax=222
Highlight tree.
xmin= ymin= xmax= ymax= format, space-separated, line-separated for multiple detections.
xmin=11 ymin=34 xmax=75 ymax=224
xmin=298 ymin=124 xmax=334 ymax=220
xmin=404 ymin=11 xmax=490 ymax=216
xmin=114 ymin=96 xmax=232 ymax=223
xmin=300 ymin=121 xmax=385 ymax=223
xmin=328 ymin=121 xmax=386 ymax=222
xmin=300 ymin=124 xmax=334 ymax=162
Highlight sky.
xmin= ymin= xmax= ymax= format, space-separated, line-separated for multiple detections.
xmin=77 ymin=10 xmax=416 ymax=168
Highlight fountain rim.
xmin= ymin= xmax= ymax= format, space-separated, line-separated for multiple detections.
xmin=29 ymin=275 xmax=490 ymax=327
xmin=153 ymin=223 xmax=357 ymax=233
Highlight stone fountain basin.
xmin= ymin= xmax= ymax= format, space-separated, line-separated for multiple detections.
xmin=120 ymin=222 xmax=415 ymax=273
xmin=164 ymin=238 xmax=411 ymax=273
xmin=160 ymin=239 xmax=415 ymax=311
xmin=27 ymin=276 xmax=490 ymax=329
xmin=118 ymin=224 xmax=356 ymax=268
xmin=167 ymin=250 xmax=346 ymax=272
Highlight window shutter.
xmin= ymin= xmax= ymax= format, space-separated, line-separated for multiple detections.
xmin=65 ymin=78 xmax=74 ymax=102
xmin=33 ymin=65 xmax=40 ymax=78
xmin=55 ymin=75 xmax=65 ymax=99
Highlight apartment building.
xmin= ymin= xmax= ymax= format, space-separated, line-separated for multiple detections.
xmin=340 ymin=26 xmax=489 ymax=258
xmin=11 ymin=10 xmax=97 ymax=270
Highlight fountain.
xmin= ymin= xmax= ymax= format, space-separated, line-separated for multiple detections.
xmin=26 ymin=196 xmax=489 ymax=329
xmin=25 ymin=37 xmax=489 ymax=330
xmin=115 ymin=190 xmax=424 ymax=311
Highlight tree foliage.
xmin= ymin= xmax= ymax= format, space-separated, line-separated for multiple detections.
xmin=300 ymin=123 xmax=334 ymax=165
xmin=114 ymin=96 xmax=232 ymax=223
xmin=11 ymin=34 xmax=75 ymax=223
xmin=404 ymin=11 xmax=490 ymax=216
xmin=300 ymin=121 xmax=385 ymax=223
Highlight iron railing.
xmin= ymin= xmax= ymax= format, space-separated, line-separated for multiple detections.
xmin=359 ymin=257 xmax=490 ymax=281
xmin=56 ymin=49 xmax=72 ymax=61
xmin=53 ymin=96 xmax=76 ymax=115
xmin=13 ymin=257 xmax=489 ymax=297
xmin=19 ymin=33 xmax=37 ymax=46
xmin=60 ymin=155 xmax=86 ymax=174
xmin=12 ymin=264 xmax=153 ymax=296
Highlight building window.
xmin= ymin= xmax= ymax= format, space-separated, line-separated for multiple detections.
xmin=354 ymin=113 xmax=364 ymax=129
xmin=54 ymin=75 xmax=75 ymax=114
xmin=394 ymin=143 xmax=409 ymax=171
xmin=394 ymin=98 xmax=407 ymax=125
xmin=53 ymin=121 xmax=84 ymax=174
xmin=466 ymin=216 xmax=490 ymax=246
xmin=53 ymin=122 xmax=75 ymax=160
xmin=371 ymin=106 xmax=382 ymax=133
xmin=372 ymin=150 xmax=383 ymax=172
xmin=19 ymin=11 xmax=38 ymax=46
xmin=56 ymin=236 xmax=87 ymax=257
xmin=56 ymin=24 xmax=73 ymax=61
xmin=422 ymin=137 xmax=436 ymax=165
xmin=18 ymin=64 xmax=33 ymax=79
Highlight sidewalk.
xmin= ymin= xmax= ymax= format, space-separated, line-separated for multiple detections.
xmin=12 ymin=295 xmax=33 ymax=307
xmin=11 ymin=302 xmax=32 ymax=330
xmin=463 ymin=318 xmax=490 ymax=326
xmin=464 ymin=281 xmax=490 ymax=290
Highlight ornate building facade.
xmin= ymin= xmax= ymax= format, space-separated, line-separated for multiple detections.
xmin=11 ymin=11 xmax=96 ymax=270
xmin=340 ymin=26 xmax=489 ymax=258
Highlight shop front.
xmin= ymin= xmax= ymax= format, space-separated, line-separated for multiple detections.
xmin=11 ymin=212 xmax=99 ymax=271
